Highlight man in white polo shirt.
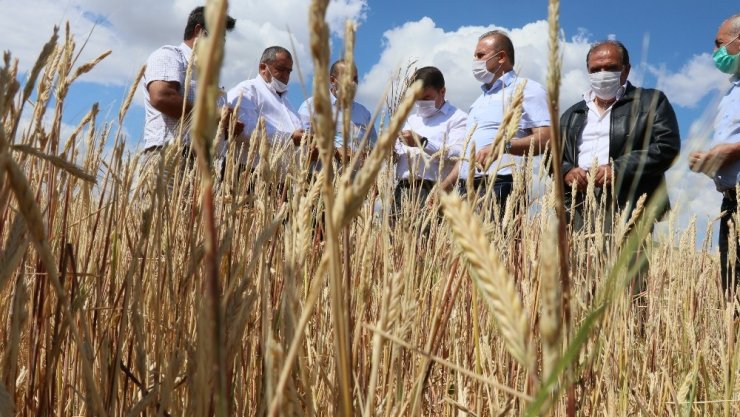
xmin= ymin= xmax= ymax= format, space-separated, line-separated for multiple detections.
xmin=226 ymin=46 xmax=304 ymax=170
xmin=298 ymin=59 xmax=377 ymax=165
xmin=451 ymin=30 xmax=551 ymax=215
xmin=140 ymin=6 xmax=236 ymax=164
xmin=394 ymin=66 xmax=468 ymax=218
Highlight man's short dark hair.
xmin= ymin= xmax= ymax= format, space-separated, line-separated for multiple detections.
xmin=587 ymin=40 xmax=630 ymax=67
xmin=260 ymin=46 xmax=292 ymax=64
xmin=479 ymin=30 xmax=515 ymax=65
xmin=183 ymin=6 xmax=237 ymax=40
xmin=412 ymin=66 xmax=445 ymax=90
xmin=329 ymin=59 xmax=358 ymax=78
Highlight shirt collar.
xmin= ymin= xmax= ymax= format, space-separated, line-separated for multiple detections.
xmin=482 ymin=70 xmax=517 ymax=93
xmin=257 ymin=75 xmax=283 ymax=97
xmin=438 ymin=101 xmax=454 ymax=115
xmin=179 ymin=42 xmax=193 ymax=61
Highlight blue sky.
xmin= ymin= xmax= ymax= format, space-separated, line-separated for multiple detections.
xmin=2 ymin=0 xmax=738 ymax=243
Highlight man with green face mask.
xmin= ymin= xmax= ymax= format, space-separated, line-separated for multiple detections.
xmin=689 ymin=13 xmax=740 ymax=299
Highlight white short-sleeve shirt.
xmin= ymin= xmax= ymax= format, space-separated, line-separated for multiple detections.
xmin=141 ymin=43 xmax=195 ymax=149
xmin=458 ymin=71 xmax=550 ymax=179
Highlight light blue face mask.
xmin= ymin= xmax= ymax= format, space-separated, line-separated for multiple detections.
xmin=714 ymin=34 xmax=740 ymax=74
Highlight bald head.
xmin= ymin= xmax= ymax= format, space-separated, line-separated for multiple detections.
xmin=716 ymin=14 xmax=740 ymax=61
xmin=478 ymin=30 xmax=515 ymax=65
xmin=724 ymin=13 xmax=740 ymax=37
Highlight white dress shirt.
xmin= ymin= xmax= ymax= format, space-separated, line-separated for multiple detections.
xmin=225 ymin=76 xmax=302 ymax=167
xmin=395 ymin=101 xmax=468 ymax=182
xmin=458 ymin=71 xmax=551 ymax=179
xmin=141 ymin=42 xmax=195 ymax=149
xmin=577 ymin=87 xmax=627 ymax=169
xmin=226 ymin=75 xmax=302 ymax=145
xmin=712 ymin=75 xmax=740 ymax=191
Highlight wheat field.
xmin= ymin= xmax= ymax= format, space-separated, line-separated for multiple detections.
xmin=0 ymin=1 xmax=738 ymax=416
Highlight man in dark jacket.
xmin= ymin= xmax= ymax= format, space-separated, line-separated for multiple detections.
xmin=560 ymin=40 xmax=681 ymax=231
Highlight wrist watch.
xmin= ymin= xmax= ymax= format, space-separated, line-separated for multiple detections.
xmin=504 ymin=140 xmax=512 ymax=154
xmin=419 ymin=136 xmax=429 ymax=148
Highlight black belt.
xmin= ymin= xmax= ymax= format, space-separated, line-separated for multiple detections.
xmin=464 ymin=174 xmax=514 ymax=188
xmin=397 ymin=178 xmax=436 ymax=190
xmin=143 ymin=145 xmax=195 ymax=160
xmin=143 ymin=145 xmax=164 ymax=153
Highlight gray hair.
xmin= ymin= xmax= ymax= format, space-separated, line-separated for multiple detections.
xmin=726 ymin=13 xmax=740 ymax=36
xmin=586 ymin=39 xmax=630 ymax=67
xmin=478 ymin=30 xmax=515 ymax=65
xmin=260 ymin=46 xmax=291 ymax=64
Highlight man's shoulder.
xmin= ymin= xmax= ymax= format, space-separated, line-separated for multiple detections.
xmin=148 ymin=44 xmax=184 ymax=61
xmin=443 ymin=102 xmax=468 ymax=119
xmin=229 ymin=78 xmax=261 ymax=93
xmin=624 ymin=85 xmax=669 ymax=101
xmin=515 ymin=76 xmax=547 ymax=98
xmin=562 ymin=100 xmax=588 ymax=116
xmin=352 ymin=100 xmax=372 ymax=116
xmin=300 ymin=96 xmax=315 ymax=107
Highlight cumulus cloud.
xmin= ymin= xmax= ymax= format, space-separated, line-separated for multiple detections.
xmin=651 ymin=53 xmax=729 ymax=108
xmin=1 ymin=0 xmax=368 ymax=89
xmin=356 ymin=18 xmax=593 ymax=115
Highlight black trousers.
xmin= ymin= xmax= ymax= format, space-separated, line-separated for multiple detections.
xmin=458 ymin=175 xmax=514 ymax=216
xmin=392 ymin=178 xmax=436 ymax=219
xmin=719 ymin=189 xmax=740 ymax=296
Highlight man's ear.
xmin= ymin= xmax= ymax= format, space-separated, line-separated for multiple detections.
xmin=621 ymin=63 xmax=632 ymax=84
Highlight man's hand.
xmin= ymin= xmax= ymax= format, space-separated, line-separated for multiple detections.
xmin=220 ymin=108 xmax=245 ymax=137
xmin=594 ymin=165 xmax=613 ymax=188
xmin=475 ymin=144 xmax=501 ymax=171
xmin=689 ymin=144 xmax=740 ymax=175
xmin=399 ymin=130 xmax=423 ymax=147
xmin=564 ymin=167 xmax=588 ymax=191
xmin=291 ymin=129 xmax=307 ymax=146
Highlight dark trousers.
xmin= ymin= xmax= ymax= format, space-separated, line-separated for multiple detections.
xmin=719 ymin=189 xmax=740 ymax=296
xmin=458 ymin=175 xmax=514 ymax=216
xmin=392 ymin=179 xmax=435 ymax=219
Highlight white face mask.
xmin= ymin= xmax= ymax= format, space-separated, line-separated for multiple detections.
xmin=268 ymin=68 xmax=289 ymax=94
xmin=588 ymin=70 xmax=622 ymax=100
xmin=472 ymin=53 xmax=502 ymax=85
xmin=415 ymin=100 xmax=439 ymax=118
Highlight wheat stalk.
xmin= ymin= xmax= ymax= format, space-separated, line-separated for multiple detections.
xmin=440 ymin=192 xmax=533 ymax=370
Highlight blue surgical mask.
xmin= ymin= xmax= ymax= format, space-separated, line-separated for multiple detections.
xmin=714 ymin=34 xmax=740 ymax=74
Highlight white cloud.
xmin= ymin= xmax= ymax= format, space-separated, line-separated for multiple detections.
xmin=356 ymin=18 xmax=593 ymax=116
xmin=651 ymin=53 xmax=728 ymax=108
xmin=0 ymin=0 xmax=368 ymax=90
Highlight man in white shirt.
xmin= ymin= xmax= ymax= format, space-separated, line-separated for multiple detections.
xmin=442 ymin=30 xmax=551 ymax=214
xmin=138 ymin=6 xmax=236 ymax=195
xmin=226 ymin=46 xmax=304 ymax=168
xmin=561 ymin=40 xmax=680 ymax=233
xmin=689 ymin=13 xmax=740 ymax=295
xmin=141 ymin=6 xmax=236 ymax=155
xmin=298 ymin=59 xmax=377 ymax=164
xmin=394 ymin=66 xmax=468 ymax=217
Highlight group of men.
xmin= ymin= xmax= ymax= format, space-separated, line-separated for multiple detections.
xmin=140 ymin=8 xmax=740 ymax=297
